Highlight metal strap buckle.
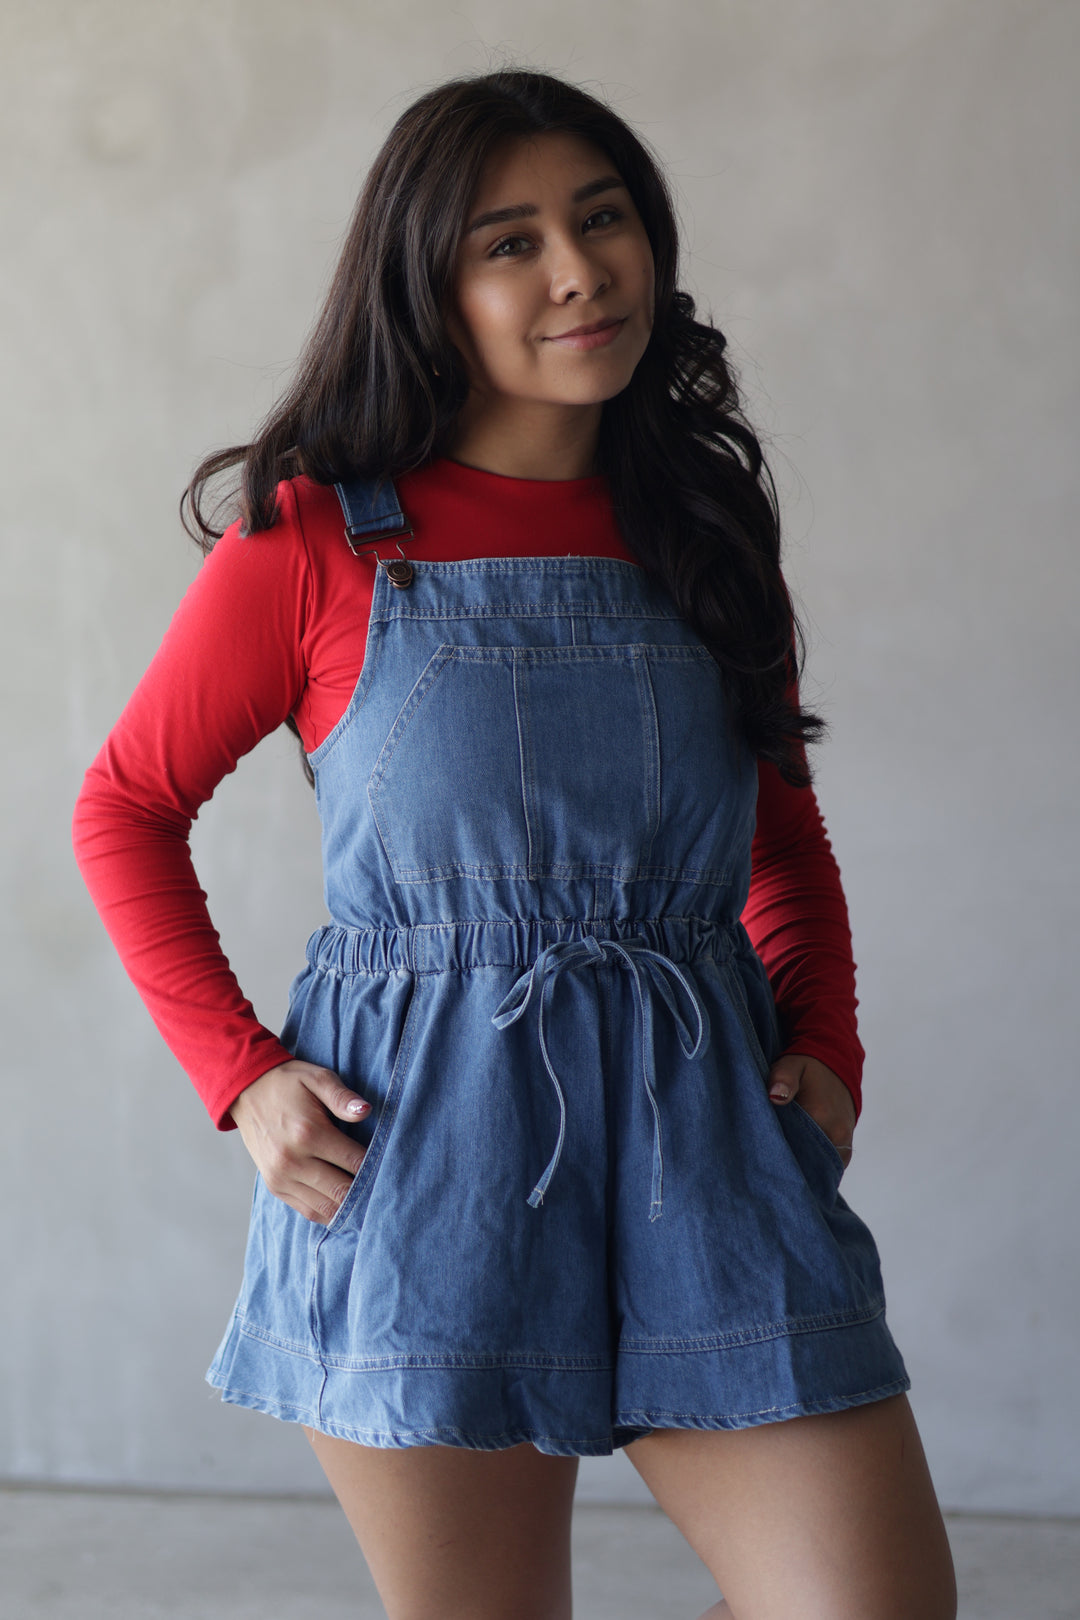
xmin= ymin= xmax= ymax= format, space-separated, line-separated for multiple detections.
xmin=333 ymin=477 xmax=416 ymax=587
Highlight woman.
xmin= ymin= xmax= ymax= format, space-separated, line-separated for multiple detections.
xmin=73 ymin=68 xmax=957 ymax=1620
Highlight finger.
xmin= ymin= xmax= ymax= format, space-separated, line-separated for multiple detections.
xmin=279 ymin=1190 xmax=342 ymax=1227
xmin=298 ymin=1064 xmax=371 ymax=1123
xmin=766 ymin=1054 xmax=805 ymax=1104
xmin=265 ymin=1150 xmax=364 ymax=1225
xmin=300 ymin=1154 xmax=365 ymax=1223
xmin=316 ymin=1130 xmax=368 ymax=1180
xmin=287 ymin=1112 xmax=368 ymax=1180
xmin=286 ymin=1194 xmax=335 ymax=1226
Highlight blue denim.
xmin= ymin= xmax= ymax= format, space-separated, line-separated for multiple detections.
xmin=207 ymin=500 xmax=909 ymax=1454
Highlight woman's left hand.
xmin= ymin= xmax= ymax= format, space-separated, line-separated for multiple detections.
xmin=766 ymin=1053 xmax=857 ymax=1167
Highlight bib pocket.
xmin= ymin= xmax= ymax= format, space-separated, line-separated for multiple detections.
xmin=367 ymin=642 xmax=746 ymax=885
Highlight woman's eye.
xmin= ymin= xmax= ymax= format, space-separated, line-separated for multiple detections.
xmin=489 ymin=234 xmax=533 ymax=258
xmin=585 ymin=207 xmax=622 ymax=230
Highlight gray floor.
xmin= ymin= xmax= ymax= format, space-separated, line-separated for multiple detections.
xmin=1 ymin=1486 xmax=1077 ymax=1619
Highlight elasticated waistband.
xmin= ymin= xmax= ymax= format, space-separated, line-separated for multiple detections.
xmin=305 ymin=913 xmax=743 ymax=978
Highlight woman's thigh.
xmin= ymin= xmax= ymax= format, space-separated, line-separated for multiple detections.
xmin=625 ymin=1394 xmax=956 ymax=1620
xmin=304 ymin=1427 xmax=579 ymax=1620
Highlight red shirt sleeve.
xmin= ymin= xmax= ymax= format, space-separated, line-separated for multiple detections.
xmin=71 ymin=481 xmax=314 ymax=1130
xmin=743 ymin=756 xmax=866 ymax=1117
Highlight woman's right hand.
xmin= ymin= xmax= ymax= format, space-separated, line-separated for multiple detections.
xmin=228 ymin=1061 xmax=371 ymax=1225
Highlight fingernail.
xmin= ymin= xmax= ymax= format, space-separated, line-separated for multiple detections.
xmin=769 ymin=1086 xmax=791 ymax=1102
xmin=346 ymin=1099 xmax=369 ymax=1116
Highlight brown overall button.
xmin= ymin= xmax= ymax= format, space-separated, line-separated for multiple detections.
xmin=384 ymin=558 xmax=414 ymax=589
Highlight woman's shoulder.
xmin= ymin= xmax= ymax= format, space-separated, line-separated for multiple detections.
xmin=186 ymin=476 xmax=329 ymax=608
xmin=278 ymin=473 xmax=345 ymax=535
xmin=207 ymin=475 xmax=348 ymax=585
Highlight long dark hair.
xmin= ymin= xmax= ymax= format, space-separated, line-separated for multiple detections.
xmin=183 ymin=68 xmax=823 ymax=784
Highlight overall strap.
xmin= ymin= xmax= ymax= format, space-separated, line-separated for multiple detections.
xmin=332 ymin=474 xmax=413 ymax=552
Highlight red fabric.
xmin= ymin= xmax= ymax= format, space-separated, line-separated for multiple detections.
xmin=72 ymin=457 xmax=864 ymax=1130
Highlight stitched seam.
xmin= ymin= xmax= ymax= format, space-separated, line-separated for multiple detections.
xmin=637 ymin=648 xmax=661 ymax=867
xmin=619 ymin=1300 xmax=887 ymax=1353
xmin=367 ymin=643 xmax=454 ymax=870
xmin=233 ymin=1319 xmax=613 ymax=1373
xmin=385 ymin=861 xmax=733 ymax=883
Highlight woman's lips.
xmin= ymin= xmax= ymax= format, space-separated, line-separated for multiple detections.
xmin=545 ymin=317 xmax=626 ymax=351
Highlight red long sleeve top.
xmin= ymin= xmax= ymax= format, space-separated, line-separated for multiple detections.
xmin=72 ymin=457 xmax=865 ymax=1130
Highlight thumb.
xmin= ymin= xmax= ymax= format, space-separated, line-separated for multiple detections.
xmin=766 ymin=1053 xmax=805 ymax=1105
xmin=300 ymin=1063 xmax=371 ymax=1123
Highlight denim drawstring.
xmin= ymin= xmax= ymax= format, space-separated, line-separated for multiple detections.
xmin=490 ymin=934 xmax=710 ymax=1221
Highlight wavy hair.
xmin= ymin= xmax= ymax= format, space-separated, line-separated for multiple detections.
xmin=182 ymin=68 xmax=823 ymax=784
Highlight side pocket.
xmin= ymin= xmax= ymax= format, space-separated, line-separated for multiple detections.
xmin=722 ymin=958 xmax=779 ymax=1081
xmin=786 ymin=1098 xmax=847 ymax=1183
xmin=321 ymin=970 xmax=422 ymax=1236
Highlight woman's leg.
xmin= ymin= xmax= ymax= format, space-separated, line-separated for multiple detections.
xmin=304 ymin=1427 xmax=579 ymax=1620
xmin=625 ymin=1393 xmax=956 ymax=1620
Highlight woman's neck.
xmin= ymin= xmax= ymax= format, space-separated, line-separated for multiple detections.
xmin=447 ymin=396 xmax=602 ymax=481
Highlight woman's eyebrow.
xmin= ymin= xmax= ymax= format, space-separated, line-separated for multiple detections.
xmin=465 ymin=175 xmax=625 ymax=235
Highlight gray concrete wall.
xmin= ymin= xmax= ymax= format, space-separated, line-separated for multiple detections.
xmin=3 ymin=0 xmax=1076 ymax=1512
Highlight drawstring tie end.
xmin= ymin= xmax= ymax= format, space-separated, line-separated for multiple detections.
xmin=490 ymin=933 xmax=710 ymax=1219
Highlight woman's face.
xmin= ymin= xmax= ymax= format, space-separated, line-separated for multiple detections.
xmin=445 ymin=131 xmax=656 ymax=416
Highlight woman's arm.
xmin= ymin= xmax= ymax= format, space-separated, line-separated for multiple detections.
xmin=72 ymin=482 xmax=315 ymax=1130
xmin=743 ymin=755 xmax=865 ymax=1155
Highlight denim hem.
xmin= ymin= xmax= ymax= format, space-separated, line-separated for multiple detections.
xmin=205 ymin=1300 xmax=911 ymax=1455
xmin=614 ymin=1376 xmax=913 ymax=1432
xmin=204 ymin=1372 xmax=912 ymax=1455
xmin=205 ymin=1378 xmax=626 ymax=1457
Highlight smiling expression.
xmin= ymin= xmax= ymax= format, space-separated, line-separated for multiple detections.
xmin=445 ymin=131 xmax=656 ymax=417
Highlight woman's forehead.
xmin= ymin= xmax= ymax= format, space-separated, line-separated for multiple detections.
xmin=466 ymin=131 xmax=620 ymax=213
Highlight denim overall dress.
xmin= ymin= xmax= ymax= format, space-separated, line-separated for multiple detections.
xmin=207 ymin=474 xmax=909 ymax=1454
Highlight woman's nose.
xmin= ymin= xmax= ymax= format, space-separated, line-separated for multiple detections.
xmin=548 ymin=236 xmax=611 ymax=304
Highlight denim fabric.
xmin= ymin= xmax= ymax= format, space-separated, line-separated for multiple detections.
xmin=207 ymin=537 xmax=909 ymax=1454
